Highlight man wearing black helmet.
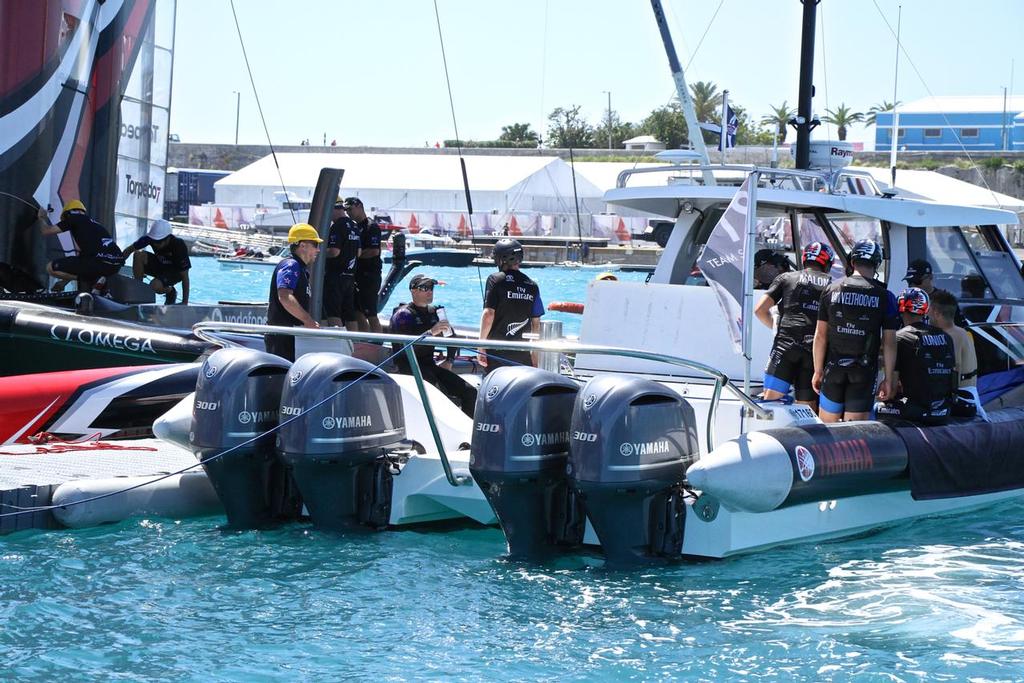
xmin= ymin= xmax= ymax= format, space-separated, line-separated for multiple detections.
xmin=812 ymin=238 xmax=899 ymax=423
xmin=754 ymin=241 xmax=834 ymax=411
xmin=479 ymin=238 xmax=543 ymax=372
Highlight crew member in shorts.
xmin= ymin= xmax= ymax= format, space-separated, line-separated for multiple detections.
xmin=754 ymin=241 xmax=834 ymax=411
xmin=323 ymin=199 xmax=361 ymax=329
xmin=346 ymin=197 xmax=382 ymax=333
xmin=479 ymin=238 xmax=543 ymax=372
xmin=39 ymin=200 xmax=124 ymax=292
xmin=812 ymin=238 xmax=899 ymax=423
xmin=121 ymin=219 xmax=191 ymax=305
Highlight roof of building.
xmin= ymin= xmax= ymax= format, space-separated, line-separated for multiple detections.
xmin=895 ymin=96 xmax=1024 ymax=114
xmin=215 ymin=153 xmax=598 ymax=193
xmin=622 ymin=135 xmax=662 ymax=144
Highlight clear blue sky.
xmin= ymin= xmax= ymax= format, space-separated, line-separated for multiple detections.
xmin=169 ymin=0 xmax=1024 ymax=149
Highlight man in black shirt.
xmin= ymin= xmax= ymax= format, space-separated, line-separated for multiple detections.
xmin=479 ymin=238 xmax=544 ymax=372
xmin=324 ymin=199 xmax=361 ymax=329
xmin=754 ymin=241 xmax=834 ymax=410
xmin=265 ymin=223 xmax=322 ymax=361
xmin=390 ymin=274 xmax=477 ymax=417
xmin=753 ymin=249 xmax=792 ymax=289
xmin=902 ymin=258 xmax=969 ymax=327
xmin=346 ymin=197 xmax=383 ymax=333
xmin=812 ymin=238 xmax=899 ymax=423
xmin=875 ymin=287 xmax=958 ymax=424
xmin=39 ymin=200 xmax=124 ymax=292
xmin=122 ymin=219 xmax=191 ymax=305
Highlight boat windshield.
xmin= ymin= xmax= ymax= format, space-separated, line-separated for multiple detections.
xmin=921 ymin=226 xmax=1024 ymax=301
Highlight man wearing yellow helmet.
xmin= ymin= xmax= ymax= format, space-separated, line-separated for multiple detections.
xmin=265 ymin=223 xmax=322 ymax=361
xmin=39 ymin=200 xmax=125 ymax=292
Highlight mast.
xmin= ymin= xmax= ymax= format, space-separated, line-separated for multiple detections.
xmin=794 ymin=0 xmax=819 ymax=170
xmin=649 ymin=0 xmax=716 ymax=186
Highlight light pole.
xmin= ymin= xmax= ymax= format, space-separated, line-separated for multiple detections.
xmin=602 ymin=90 xmax=612 ymax=149
xmin=232 ymin=91 xmax=240 ymax=145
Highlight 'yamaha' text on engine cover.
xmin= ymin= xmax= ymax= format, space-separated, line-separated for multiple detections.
xmin=469 ymin=366 xmax=584 ymax=559
xmin=190 ymin=348 xmax=298 ymax=529
xmin=276 ymin=353 xmax=406 ymax=531
xmin=568 ymin=376 xmax=699 ymax=565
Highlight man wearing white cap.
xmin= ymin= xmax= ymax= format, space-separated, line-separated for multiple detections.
xmin=122 ymin=219 xmax=191 ymax=305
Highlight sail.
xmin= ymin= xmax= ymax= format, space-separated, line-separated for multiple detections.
xmin=696 ymin=174 xmax=754 ymax=353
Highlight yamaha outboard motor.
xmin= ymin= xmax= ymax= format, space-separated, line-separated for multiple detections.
xmin=568 ymin=376 xmax=699 ymax=565
xmin=277 ymin=353 xmax=405 ymax=531
xmin=190 ymin=348 xmax=299 ymax=529
xmin=469 ymin=367 xmax=583 ymax=560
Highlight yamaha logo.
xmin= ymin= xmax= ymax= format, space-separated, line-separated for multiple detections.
xmin=583 ymin=394 xmax=597 ymax=409
xmin=521 ymin=433 xmax=535 ymax=447
xmin=204 ymin=365 xmax=219 ymax=379
xmin=795 ymin=445 xmax=815 ymax=482
xmin=238 ymin=411 xmax=252 ymax=424
xmin=322 ymin=416 xmax=336 ymax=429
xmin=290 ymin=370 xmax=303 ymax=385
xmin=619 ymin=443 xmax=634 ymax=456
xmin=486 ymin=385 xmax=500 ymax=400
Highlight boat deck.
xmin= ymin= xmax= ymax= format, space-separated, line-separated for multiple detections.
xmin=0 ymin=438 xmax=203 ymax=533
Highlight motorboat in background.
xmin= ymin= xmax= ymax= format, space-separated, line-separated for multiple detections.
xmin=383 ymin=232 xmax=478 ymax=268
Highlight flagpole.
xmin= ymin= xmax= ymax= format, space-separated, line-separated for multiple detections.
xmin=720 ymin=89 xmax=729 ymax=163
xmin=741 ymin=171 xmax=760 ymax=401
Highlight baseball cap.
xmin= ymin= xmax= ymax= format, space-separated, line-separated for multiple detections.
xmin=146 ymin=219 xmax=172 ymax=241
xmin=754 ymin=249 xmax=787 ymax=269
xmin=903 ymin=259 xmax=933 ymax=282
xmin=409 ymin=274 xmax=438 ymax=290
xmin=342 ymin=197 xmax=362 ymax=208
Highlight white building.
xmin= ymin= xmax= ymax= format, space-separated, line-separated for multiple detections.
xmin=621 ymin=135 xmax=666 ymax=151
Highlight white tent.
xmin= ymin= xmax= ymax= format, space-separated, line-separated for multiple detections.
xmin=213 ymin=153 xmax=605 ymax=215
xmin=858 ymin=166 xmax=1024 ymax=217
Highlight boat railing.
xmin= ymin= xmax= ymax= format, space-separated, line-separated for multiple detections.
xmin=615 ymin=163 xmax=883 ymax=196
xmin=192 ymin=322 xmax=773 ymax=488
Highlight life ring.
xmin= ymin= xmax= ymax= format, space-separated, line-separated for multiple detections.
xmin=548 ymin=301 xmax=585 ymax=314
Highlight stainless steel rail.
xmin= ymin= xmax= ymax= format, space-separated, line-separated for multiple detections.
xmin=615 ymin=163 xmax=882 ymax=196
xmin=192 ymin=322 xmax=773 ymax=487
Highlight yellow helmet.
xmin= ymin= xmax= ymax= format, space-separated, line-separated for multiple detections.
xmin=62 ymin=199 xmax=86 ymax=214
xmin=287 ymin=223 xmax=323 ymax=244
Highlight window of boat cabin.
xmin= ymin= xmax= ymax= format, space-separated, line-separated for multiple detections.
xmin=815 ymin=214 xmax=889 ymax=283
xmin=917 ymin=226 xmax=1024 ymax=301
xmin=796 ymin=214 xmax=847 ymax=280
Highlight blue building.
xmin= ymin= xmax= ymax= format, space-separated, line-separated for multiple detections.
xmin=874 ymin=96 xmax=1024 ymax=151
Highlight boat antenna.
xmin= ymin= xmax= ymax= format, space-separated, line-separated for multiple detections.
xmin=793 ymin=0 xmax=820 ymax=170
xmin=889 ymin=5 xmax=902 ymax=187
xmin=649 ymin=0 xmax=716 ymax=187
xmin=432 ymin=0 xmax=485 ymax=299
xmin=229 ymin=0 xmax=296 ymax=225
xmin=568 ymin=146 xmax=585 ymax=261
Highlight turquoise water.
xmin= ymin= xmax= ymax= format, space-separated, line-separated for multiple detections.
xmin=3 ymin=501 xmax=1024 ymax=680
xmin=4 ymin=258 xmax=1024 ymax=679
xmin=188 ymin=256 xmax=650 ymax=336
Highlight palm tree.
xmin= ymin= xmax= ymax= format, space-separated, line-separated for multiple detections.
xmin=823 ymin=103 xmax=864 ymax=141
xmin=865 ymin=100 xmax=901 ymax=127
xmin=689 ymin=81 xmax=722 ymax=124
xmin=760 ymin=101 xmax=796 ymax=144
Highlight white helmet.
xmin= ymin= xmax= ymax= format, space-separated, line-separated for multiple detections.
xmin=147 ymin=219 xmax=172 ymax=241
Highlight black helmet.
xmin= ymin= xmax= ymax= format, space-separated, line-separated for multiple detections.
xmin=850 ymin=238 xmax=883 ymax=268
xmin=493 ymin=238 xmax=523 ymax=269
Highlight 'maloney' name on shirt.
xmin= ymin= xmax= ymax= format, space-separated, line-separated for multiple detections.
xmin=831 ymin=291 xmax=880 ymax=307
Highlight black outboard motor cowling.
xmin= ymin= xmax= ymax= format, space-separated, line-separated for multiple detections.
xmin=568 ymin=376 xmax=699 ymax=565
xmin=190 ymin=348 xmax=299 ymax=529
xmin=469 ymin=367 xmax=584 ymax=560
xmin=277 ymin=353 xmax=405 ymax=531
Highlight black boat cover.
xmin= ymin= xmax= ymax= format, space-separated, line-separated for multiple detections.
xmin=897 ymin=409 xmax=1024 ymax=500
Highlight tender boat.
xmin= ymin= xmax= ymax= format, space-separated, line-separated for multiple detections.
xmin=383 ymin=232 xmax=478 ymax=267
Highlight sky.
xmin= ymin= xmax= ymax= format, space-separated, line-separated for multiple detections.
xmin=168 ymin=0 xmax=1024 ymax=151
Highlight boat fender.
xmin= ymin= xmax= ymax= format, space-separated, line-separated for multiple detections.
xmin=51 ymin=471 xmax=222 ymax=528
xmin=547 ymin=301 xmax=585 ymax=314
xmin=152 ymin=392 xmax=195 ymax=451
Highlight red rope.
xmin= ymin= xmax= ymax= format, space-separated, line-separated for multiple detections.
xmin=0 ymin=433 xmax=158 ymax=455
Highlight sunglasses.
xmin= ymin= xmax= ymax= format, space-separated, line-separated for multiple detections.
xmin=412 ymin=284 xmax=434 ymax=291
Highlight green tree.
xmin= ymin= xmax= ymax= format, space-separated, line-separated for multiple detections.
xmin=760 ymin=101 xmax=796 ymax=144
xmin=592 ymin=111 xmax=636 ymax=150
xmin=546 ymin=105 xmax=594 ymax=148
xmin=731 ymin=105 xmax=775 ymax=146
xmin=498 ymin=122 xmax=539 ymax=144
xmin=823 ymin=103 xmax=864 ymax=141
xmin=640 ymin=102 xmax=689 ymax=149
xmin=865 ymin=100 xmax=901 ymax=127
xmin=690 ymin=81 xmax=723 ymax=144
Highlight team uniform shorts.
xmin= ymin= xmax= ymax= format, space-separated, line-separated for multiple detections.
xmin=763 ymin=342 xmax=816 ymax=401
xmin=819 ymin=360 xmax=877 ymax=414
xmin=51 ymin=255 xmax=121 ymax=281
xmin=324 ymin=274 xmax=357 ymax=320
xmin=355 ymin=273 xmax=381 ymax=316
xmin=142 ymin=257 xmax=183 ymax=287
